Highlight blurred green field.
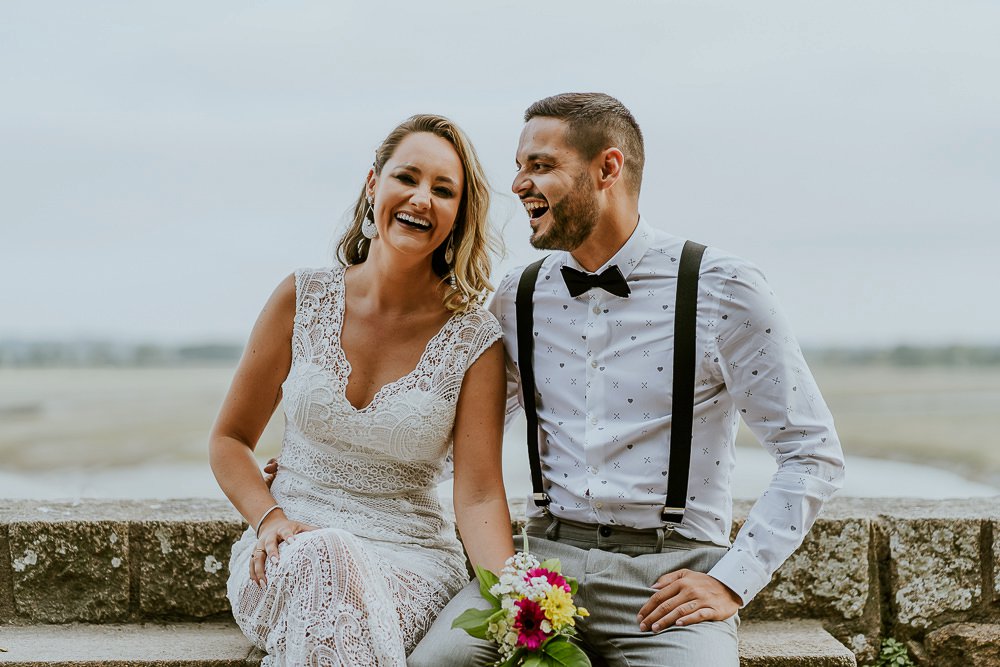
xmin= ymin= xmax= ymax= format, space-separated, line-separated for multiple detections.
xmin=1 ymin=364 xmax=999 ymax=487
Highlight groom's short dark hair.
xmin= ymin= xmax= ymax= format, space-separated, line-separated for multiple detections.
xmin=524 ymin=92 xmax=645 ymax=195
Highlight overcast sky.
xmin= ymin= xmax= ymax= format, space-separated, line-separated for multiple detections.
xmin=2 ymin=1 xmax=998 ymax=347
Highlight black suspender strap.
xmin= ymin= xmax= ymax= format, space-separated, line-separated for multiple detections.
xmin=516 ymin=257 xmax=550 ymax=508
xmin=662 ymin=240 xmax=707 ymax=524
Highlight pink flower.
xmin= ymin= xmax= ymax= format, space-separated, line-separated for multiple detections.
xmin=513 ymin=598 xmax=548 ymax=650
xmin=525 ymin=567 xmax=571 ymax=593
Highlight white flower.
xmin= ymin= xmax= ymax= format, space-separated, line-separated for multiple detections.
xmin=490 ymin=581 xmax=513 ymax=597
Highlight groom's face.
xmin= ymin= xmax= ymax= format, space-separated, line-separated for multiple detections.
xmin=513 ymin=117 xmax=599 ymax=251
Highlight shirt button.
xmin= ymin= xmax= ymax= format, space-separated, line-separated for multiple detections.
xmin=592 ymin=306 xmax=601 ymax=314
xmin=590 ymin=416 xmax=598 ymax=425
xmin=587 ymin=465 xmax=598 ymax=475
xmin=594 ymin=502 xmax=604 ymax=509
xmin=590 ymin=360 xmax=598 ymax=368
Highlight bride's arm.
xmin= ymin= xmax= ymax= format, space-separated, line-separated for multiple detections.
xmin=209 ymin=274 xmax=312 ymax=583
xmin=452 ymin=340 xmax=516 ymax=574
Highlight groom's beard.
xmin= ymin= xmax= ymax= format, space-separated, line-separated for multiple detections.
xmin=530 ymin=172 xmax=599 ymax=252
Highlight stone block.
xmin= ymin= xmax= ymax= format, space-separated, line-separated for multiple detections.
xmin=882 ymin=515 xmax=982 ymax=630
xmin=994 ymin=518 xmax=1000 ymax=602
xmin=0 ymin=522 xmax=14 ymax=622
xmin=738 ymin=620 xmax=857 ymax=666
xmin=8 ymin=519 xmax=130 ymax=623
xmin=741 ymin=517 xmax=871 ymax=623
xmin=925 ymin=622 xmax=1000 ymax=667
xmin=0 ymin=621 xmax=260 ymax=664
xmin=135 ymin=519 xmax=246 ymax=619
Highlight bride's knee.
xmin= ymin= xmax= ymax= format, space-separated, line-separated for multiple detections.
xmin=272 ymin=528 xmax=363 ymax=582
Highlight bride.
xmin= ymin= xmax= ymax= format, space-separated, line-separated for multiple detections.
xmin=209 ymin=114 xmax=515 ymax=665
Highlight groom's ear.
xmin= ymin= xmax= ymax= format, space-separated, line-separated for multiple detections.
xmin=596 ymin=147 xmax=625 ymax=191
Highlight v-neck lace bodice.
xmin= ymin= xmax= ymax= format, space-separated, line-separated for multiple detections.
xmin=227 ymin=266 xmax=503 ymax=665
xmin=277 ymin=265 xmax=500 ymax=510
xmin=332 ymin=268 xmax=462 ymax=413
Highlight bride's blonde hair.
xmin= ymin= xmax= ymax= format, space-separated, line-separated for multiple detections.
xmin=337 ymin=114 xmax=500 ymax=313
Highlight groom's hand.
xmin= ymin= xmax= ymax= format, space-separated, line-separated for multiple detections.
xmin=636 ymin=569 xmax=741 ymax=632
xmin=262 ymin=458 xmax=278 ymax=488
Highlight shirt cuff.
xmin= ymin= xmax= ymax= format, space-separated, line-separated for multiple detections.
xmin=707 ymin=548 xmax=771 ymax=607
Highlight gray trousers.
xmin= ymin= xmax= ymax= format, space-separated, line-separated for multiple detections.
xmin=409 ymin=516 xmax=739 ymax=666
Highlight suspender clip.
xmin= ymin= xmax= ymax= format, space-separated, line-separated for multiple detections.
xmin=532 ymin=493 xmax=551 ymax=507
xmin=661 ymin=507 xmax=685 ymax=523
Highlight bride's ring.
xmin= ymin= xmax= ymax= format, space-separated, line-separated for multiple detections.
xmin=253 ymin=549 xmax=265 ymax=555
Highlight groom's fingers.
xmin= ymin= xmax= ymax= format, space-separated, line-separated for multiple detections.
xmin=637 ymin=584 xmax=691 ymax=631
xmin=637 ymin=570 xmax=689 ymax=622
xmin=675 ymin=606 xmax=718 ymax=628
xmin=650 ymin=598 xmax=712 ymax=631
xmin=651 ymin=568 xmax=686 ymax=590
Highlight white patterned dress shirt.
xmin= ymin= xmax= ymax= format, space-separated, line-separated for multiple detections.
xmin=488 ymin=218 xmax=846 ymax=604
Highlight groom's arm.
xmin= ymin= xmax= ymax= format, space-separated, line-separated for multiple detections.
xmin=639 ymin=259 xmax=845 ymax=631
xmin=704 ymin=262 xmax=845 ymax=606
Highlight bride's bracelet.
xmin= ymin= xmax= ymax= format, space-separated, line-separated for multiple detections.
xmin=254 ymin=504 xmax=282 ymax=536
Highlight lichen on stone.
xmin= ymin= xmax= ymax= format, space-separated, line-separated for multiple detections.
xmin=12 ymin=549 xmax=38 ymax=572
xmin=889 ymin=519 xmax=981 ymax=629
xmin=203 ymin=555 xmax=222 ymax=574
xmin=154 ymin=527 xmax=173 ymax=554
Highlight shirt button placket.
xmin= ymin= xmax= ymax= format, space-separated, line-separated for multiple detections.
xmin=586 ymin=293 xmax=609 ymax=523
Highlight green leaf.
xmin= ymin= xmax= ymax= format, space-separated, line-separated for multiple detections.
xmin=450 ymin=607 xmax=494 ymax=639
xmin=542 ymin=639 xmax=592 ymax=666
xmin=539 ymin=558 xmax=562 ymax=573
xmin=474 ymin=564 xmax=500 ymax=605
xmin=568 ymin=578 xmax=579 ymax=595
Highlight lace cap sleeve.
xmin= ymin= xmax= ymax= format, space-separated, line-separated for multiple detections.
xmin=459 ymin=306 xmax=503 ymax=371
xmin=290 ymin=267 xmax=339 ymax=363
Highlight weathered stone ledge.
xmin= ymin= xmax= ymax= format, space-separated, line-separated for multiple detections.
xmin=1 ymin=497 xmax=997 ymax=665
xmin=0 ymin=620 xmax=856 ymax=666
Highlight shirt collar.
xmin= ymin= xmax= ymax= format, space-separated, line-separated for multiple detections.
xmin=561 ymin=216 xmax=653 ymax=281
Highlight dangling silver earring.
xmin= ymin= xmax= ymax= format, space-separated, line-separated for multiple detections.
xmin=443 ymin=232 xmax=455 ymax=264
xmin=362 ymin=195 xmax=378 ymax=240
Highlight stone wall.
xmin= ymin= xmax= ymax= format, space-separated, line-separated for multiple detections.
xmin=1 ymin=497 xmax=997 ymax=665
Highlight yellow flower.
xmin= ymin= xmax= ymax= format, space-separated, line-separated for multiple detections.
xmin=576 ymin=607 xmax=590 ymax=618
xmin=540 ymin=587 xmax=576 ymax=630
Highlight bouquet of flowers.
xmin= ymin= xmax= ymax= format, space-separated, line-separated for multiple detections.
xmin=452 ymin=533 xmax=591 ymax=666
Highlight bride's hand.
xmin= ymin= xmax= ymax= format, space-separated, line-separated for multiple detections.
xmin=249 ymin=515 xmax=318 ymax=587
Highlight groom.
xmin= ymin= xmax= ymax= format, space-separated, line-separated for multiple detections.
xmin=411 ymin=92 xmax=846 ymax=665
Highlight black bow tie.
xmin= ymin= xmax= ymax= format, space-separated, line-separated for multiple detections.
xmin=560 ymin=265 xmax=631 ymax=298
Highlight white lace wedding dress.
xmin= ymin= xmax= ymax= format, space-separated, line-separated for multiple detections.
xmin=227 ymin=267 xmax=502 ymax=666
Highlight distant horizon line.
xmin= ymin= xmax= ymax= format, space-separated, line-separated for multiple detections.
xmin=2 ymin=338 xmax=998 ymax=369
xmin=1 ymin=336 xmax=997 ymax=351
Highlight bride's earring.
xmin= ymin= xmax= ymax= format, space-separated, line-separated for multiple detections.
xmin=362 ymin=195 xmax=378 ymax=240
xmin=444 ymin=232 xmax=455 ymax=264
xmin=444 ymin=232 xmax=457 ymax=291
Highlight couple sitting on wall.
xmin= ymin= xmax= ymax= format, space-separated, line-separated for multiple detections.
xmin=209 ymin=92 xmax=846 ymax=666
